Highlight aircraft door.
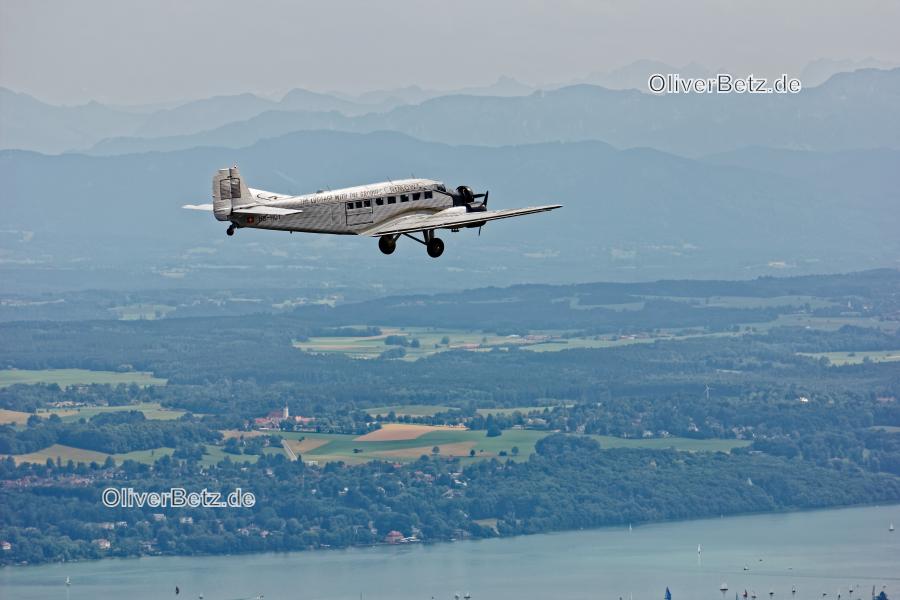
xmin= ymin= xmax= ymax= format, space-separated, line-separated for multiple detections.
xmin=345 ymin=199 xmax=374 ymax=226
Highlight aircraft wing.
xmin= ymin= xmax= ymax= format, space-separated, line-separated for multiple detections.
xmin=361 ymin=205 xmax=562 ymax=237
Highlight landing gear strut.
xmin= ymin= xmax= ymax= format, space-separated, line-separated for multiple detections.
xmin=378 ymin=235 xmax=397 ymax=255
xmin=424 ymin=230 xmax=444 ymax=258
xmin=385 ymin=230 xmax=446 ymax=258
xmin=226 ymin=224 xmax=236 ymax=236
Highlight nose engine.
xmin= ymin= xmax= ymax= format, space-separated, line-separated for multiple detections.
xmin=452 ymin=185 xmax=489 ymax=212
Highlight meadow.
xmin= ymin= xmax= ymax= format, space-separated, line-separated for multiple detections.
xmin=5 ymin=444 xmax=176 ymax=466
xmin=1 ymin=402 xmax=186 ymax=425
xmin=38 ymin=402 xmax=186 ymax=422
xmin=270 ymin=424 xmax=749 ymax=464
xmin=797 ymin=349 xmax=900 ymax=366
xmin=0 ymin=368 xmax=166 ymax=388
xmin=367 ymin=404 xmax=453 ymax=417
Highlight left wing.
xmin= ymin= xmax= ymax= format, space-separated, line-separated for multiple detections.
xmin=361 ymin=205 xmax=561 ymax=237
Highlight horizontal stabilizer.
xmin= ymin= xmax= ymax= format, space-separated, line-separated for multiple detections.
xmin=182 ymin=203 xmax=214 ymax=211
xmin=232 ymin=205 xmax=302 ymax=216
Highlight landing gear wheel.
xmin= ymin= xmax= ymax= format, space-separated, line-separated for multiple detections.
xmin=426 ymin=237 xmax=444 ymax=258
xmin=378 ymin=235 xmax=396 ymax=255
xmin=226 ymin=224 xmax=236 ymax=236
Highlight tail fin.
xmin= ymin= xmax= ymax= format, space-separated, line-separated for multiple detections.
xmin=212 ymin=166 xmax=251 ymax=221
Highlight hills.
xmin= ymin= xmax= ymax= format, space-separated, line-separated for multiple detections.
xmin=3 ymin=130 xmax=897 ymax=293
xmin=3 ymin=67 xmax=899 ymax=157
xmin=86 ymin=68 xmax=900 ymax=157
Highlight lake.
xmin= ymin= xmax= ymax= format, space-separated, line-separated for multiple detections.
xmin=1 ymin=504 xmax=898 ymax=600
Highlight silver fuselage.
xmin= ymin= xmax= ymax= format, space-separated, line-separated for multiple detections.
xmin=235 ymin=178 xmax=452 ymax=235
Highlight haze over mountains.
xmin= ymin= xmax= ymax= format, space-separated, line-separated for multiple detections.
xmin=4 ymin=63 xmax=899 ymax=156
xmin=2 ymin=61 xmax=898 ymax=293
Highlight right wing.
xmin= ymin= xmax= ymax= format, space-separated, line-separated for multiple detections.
xmin=361 ymin=205 xmax=562 ymax=237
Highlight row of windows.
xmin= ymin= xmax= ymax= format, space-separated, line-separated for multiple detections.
xmin=346 ymin=190 xmax=433 ymax=210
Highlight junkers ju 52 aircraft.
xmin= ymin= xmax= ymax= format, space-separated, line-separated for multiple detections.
xmin=184 ymin=167 xmax=561 ymax=258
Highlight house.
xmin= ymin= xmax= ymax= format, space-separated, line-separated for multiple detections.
xmin=384 ymin=530 xmax=404 ymax=544
xmin=254 ymin=404 xmax=316 ymax=430
xmin=1 ymin=541 xmax=11 ymax=551
xmin=93 ymin=538 xmax=111 ymax=550
xmin=179 ymin=516 xmax=193 ymax=525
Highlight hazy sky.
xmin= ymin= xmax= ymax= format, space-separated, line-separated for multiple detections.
xmin=2 ymin=0 xmax=899 ymax=105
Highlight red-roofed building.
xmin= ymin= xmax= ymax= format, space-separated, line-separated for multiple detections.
xmin=384 ymin=530 xmax=404 ymax=544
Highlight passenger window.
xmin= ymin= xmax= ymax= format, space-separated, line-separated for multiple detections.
xmin=364 ymin=200 xmax=371 ymax=207
xmin=400 ymin=194 xmax=409 ymax=202
xmin=387 ymin=196 xmax=396 ymax=204
xmin=355 ymin=201 xmax=363 ymax=209
xmin=412 ymin=192 xmax=421 ymax=201
xmin=424 ymin=191 xmax=433 ymax=199
xmin=346 ymin=202 xmax=353 ymax=209
xmin=376 ymin=198 xmax=384 ymax=206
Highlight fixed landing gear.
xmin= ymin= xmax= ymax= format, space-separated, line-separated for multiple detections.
xmin=226 ymin=224 xmax=236 ymax=236
xmin=426 ymin=237 xmax=444 ymax=258
xmin=423 ymin=229 xmax=444 ymax=258
xmin=379 ymin=230 xmax=445 ymax=258
xmin=378 ymin=235 xmax=397 ymax=255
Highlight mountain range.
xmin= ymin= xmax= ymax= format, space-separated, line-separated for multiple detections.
xmin=3 ymin=66 xmax=898 ymax=157
xmin=2 ymin=130 xmax=896 ymax=293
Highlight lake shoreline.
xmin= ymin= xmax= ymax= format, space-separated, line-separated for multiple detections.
xmin=4 ymin=499 xmax=898 ymax=570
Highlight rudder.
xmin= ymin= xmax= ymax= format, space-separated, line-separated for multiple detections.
xmin=212 ymin=166 xmax=251 ymax=221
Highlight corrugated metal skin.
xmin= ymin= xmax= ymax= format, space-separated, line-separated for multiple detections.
xmin=214 ymin=168 xmax=450 ymax=235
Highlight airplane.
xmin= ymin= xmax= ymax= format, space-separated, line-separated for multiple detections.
xmin=183 ymin=167 xmax=561 ymax=258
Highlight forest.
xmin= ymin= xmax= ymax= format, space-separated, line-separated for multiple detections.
xmin=0 ymin=270 xmax=898 ymax=565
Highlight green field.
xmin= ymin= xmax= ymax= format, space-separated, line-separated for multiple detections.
xmin=4 ymin=444 xmax=175 ymax=466
xmin=293 ymin=326 xmax=632 ymax=360
xmin=108 ymin=303 xmax=176 ymax=320
xmin=762 ymin=313 xmax=900 ymax=333
xmin=476 ymin=406 xmax=560 ymax=416
xmin=797 ymin=350 xmax=900 ymax=366
xmin=36 ymin=402 xmax=186 ymax=422
xmin=367 ymin=404 xmax=454 ymax=417
xmin=5 ymin=428 xmax=749 ymax=467
xmin=200 ymin=444 xmax=264 ymax=466
xmin=0 ymin=368 xmax=166 ymax=388
xmin=294 ymin=326 xmax=494 ymax=360
xmin=275 ymin=428 xmax=749 ymax=464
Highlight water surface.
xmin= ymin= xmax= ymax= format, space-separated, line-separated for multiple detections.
xmin=2 ymin=505 xmax=898 ymax=600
